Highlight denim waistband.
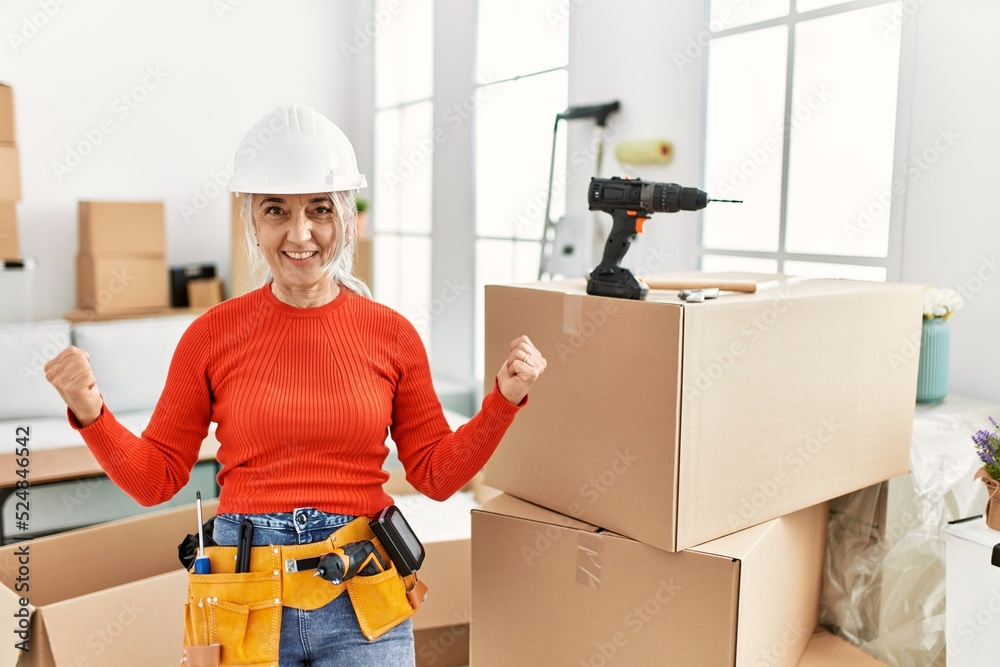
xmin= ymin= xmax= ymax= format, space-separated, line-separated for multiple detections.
xmin=213 ymin=508 xmax=358 ymax=547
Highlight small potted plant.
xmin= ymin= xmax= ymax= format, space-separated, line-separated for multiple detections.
xmin=972 ymin=417 xmax=1000 ymax=530
xmin=916 ymin=287 xmax=961 ymax=403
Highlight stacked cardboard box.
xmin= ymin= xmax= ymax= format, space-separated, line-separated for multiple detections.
xmin=229 ymin=194 xmax=254 ymax=297
xmin=354 ymin=236 xmax=373 ymax=289
xmin=0 ymin=469 xmax=482 ymax=667
xmin=1 ymin=82 xmax=21 ymax=260
xmin=473 ymin=273 xmax=923 ymax=666
xmin=76 ymin=201 xmax=169 ymax=313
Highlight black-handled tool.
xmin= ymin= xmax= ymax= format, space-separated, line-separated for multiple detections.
xmin=587 ymin=177 xmax=742 ymax=300
xmin=314 ymin=541 xmax=388 ymax=584
xmin=555 ymin=101 xmax=621 ymax=128
xmin=235 ymin=519 xmax=254 ymax=574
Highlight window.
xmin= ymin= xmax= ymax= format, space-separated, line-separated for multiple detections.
xmin=702 ymin=1 xmax=904 ymax=280
xmin=473 ymin=0 xmax=569 ymax=379
xmin=373 ymin=0 xmax=434 ymax=346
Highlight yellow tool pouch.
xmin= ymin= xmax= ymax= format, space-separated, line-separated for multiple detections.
xmin=181 ymin=517 xmax=424 ymax=666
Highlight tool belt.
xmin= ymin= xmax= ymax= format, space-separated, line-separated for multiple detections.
xmin=181 ymin=516 xmax=427 ymax=667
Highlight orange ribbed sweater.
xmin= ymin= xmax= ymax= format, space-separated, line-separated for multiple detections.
xmin=72 ymin=284 xmax=523 ymax=516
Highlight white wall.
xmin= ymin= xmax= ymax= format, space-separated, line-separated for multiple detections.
xmin=568 ymin=0 xmax=707 ymax=275
xmin=570 ymin=0 xmax=1000 ymax=403
xmin=899 ymin=0 xmax=1000 ymax=402
xmin=6 ymin=1 xmax=996 ymax=402
xmin=0 ymin=0 xmax=368 ymax=319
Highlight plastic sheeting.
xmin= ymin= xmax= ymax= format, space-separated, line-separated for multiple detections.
xmin=820 ymin=395 xmax=995 ymax=667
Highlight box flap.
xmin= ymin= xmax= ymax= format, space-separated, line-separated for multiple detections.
xmin=23 ymin=610 xmax=55 ymax=666
xmin=0 ymin=500 xmax=216 ymax=606
xmin=41 ymin=569 xmax=187 ymax=666
xmin=736 ymin=503 xmax=827 ymax=665
xmin=0 ymin=580 xmax=29 ymax=667
xmin=474 ymin=493 xmax=600 ymax=533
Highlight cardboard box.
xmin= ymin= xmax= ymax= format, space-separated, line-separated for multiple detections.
xmin=412 ymin=539 xmax=472 ymax=667
xmin=170 ymin=263 xmax=216 ymax=307
xmin=797 ymin=629 xmax=889 ymax=666
xmin=385 ymin=473 xmax=497 ymax=667
xmin=0 ymin=202 xmax=19 ymax=259
xmin=0 ymin=84 xmax=14 ymax=144
xmin=354 ymin=237 xmax=373 ymax=289
xmin=78 ymin=201 xmax=165 ymax=256
xmin=414 ymin=627 xmax=469 ymax=667
xmin=483 ymin=274 xmax=922 ymax=552
xmin=821 ymin=394 xmax=993 ymax=665
xmin=187 ymin=277 xmax=223 ymax=308
xmin=0 ymin=468 xmax=481 ymax=667
xmin=230 ymin=195 xmax=254 ymax=297
xmin=0 ymin=502 xmax=204 ymax=667
xmin=77 ymin=254 xmax=169 ymax=312
xmin=471 ymin=494 xmax=827 ymax=667
xmin=0 ymin=144 xmax=21 ymax=201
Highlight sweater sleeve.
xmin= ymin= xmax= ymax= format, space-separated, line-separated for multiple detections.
xmin=69 ymin=316 xmax=214 ymax=506
xmin=390 ymin=314 xmax=525 ymax=501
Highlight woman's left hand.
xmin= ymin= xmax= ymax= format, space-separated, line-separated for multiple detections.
xmin=497 ymin=335 xmax=547 ymax=405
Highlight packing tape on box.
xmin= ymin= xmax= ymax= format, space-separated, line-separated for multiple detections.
xmin=576 ymin=532 xmax=603 ymax=589
xmin=563 ymin=293 xmax=584 ymax=336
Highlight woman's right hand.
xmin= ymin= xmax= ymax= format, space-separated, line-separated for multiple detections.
xmin=44 ymin=346 xmax=104 ymax=427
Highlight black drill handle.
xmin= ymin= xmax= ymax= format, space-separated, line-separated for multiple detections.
xmin=315 ymin=541 xmax=388 ymax=583
xmin=595 ymin=208 xmax=647 ymax=272
xmin=351 ymin=541 xmax=389 ymax=577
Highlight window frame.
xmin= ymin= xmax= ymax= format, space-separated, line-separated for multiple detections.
xmin=698 ymin=0 xmax=918 ymax=281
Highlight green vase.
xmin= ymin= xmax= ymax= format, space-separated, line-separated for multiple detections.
xmin=916 ymin=317 xmax=950 ymax=403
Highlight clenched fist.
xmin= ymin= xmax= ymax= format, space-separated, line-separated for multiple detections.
xmin=497 ymin=335 xmax=547 ymax=406
xmin=44 ymin=346 xmax=103 ymax=427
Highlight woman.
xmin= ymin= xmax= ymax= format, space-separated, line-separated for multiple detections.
xmin=44 ymin=105 xmax=546 ymax=666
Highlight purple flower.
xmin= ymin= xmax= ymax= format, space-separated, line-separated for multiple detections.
xmin=973 ymin=417 xmax=1000 ymax=480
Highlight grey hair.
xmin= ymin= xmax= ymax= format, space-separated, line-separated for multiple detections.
xmin=237 ymin=191 xmax=372 ymax=299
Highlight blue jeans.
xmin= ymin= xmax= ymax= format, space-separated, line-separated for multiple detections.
xmin=213 ymin=509 xmax=415 ymax=667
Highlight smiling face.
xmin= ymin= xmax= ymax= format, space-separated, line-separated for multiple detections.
xmin=252 ymin=192 xmax=341 ymax=298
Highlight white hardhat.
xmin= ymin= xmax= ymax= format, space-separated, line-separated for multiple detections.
xmin=228 ymin=105 xmax=367 ymax=194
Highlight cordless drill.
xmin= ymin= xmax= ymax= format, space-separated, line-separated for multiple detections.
xmin=587 ymin=177 xmax=741 ymax=300
xmin=315 ymin=541 xmax=388 ymax=584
